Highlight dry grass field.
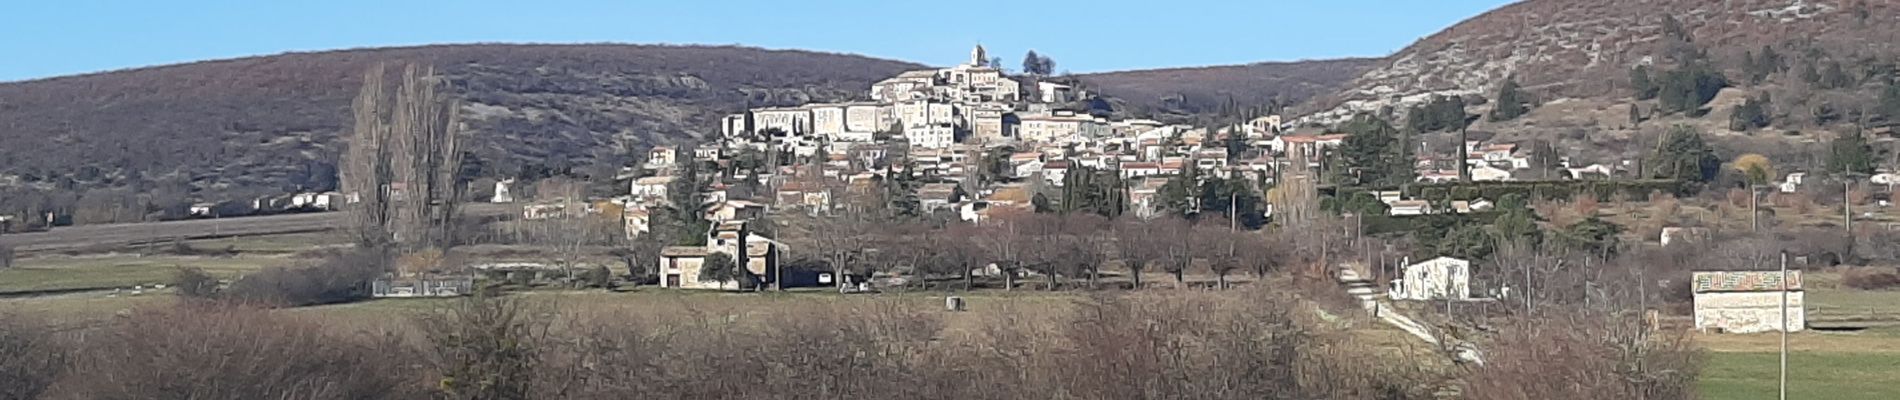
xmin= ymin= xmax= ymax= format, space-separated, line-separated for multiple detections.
xmin=0 ymin=232 xmax=344 ymax=294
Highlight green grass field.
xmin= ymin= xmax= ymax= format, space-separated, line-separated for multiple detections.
xmin=0 ymin=232 xmax=338 ymax=294
xmin=1698 ymin=284 xmax=1900 ymax=400
xmin=1702 ymin=351 xmax=1900 ymax=400
xmin=0 ymin=255 xmax=280 ymax=294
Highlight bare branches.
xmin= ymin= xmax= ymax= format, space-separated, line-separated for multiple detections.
xmin=0 ymin=313 xmax=65 ymax=400
xmin=343 ymin=63 xmax=464 ymax=253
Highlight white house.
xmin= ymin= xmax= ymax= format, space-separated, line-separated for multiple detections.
xmin=1037 ymin=81 xmax=1074 ymax=103
xmin=1279 ymin=134 xmax=1347 ymax=159
xmin=1389 ymin=257 xmax=1471 ymax=301
xmin=631 ymin=176 xmax=676 ymax=201
xmin=1019 ymin=112 xmax=1107 ymax=143
xmin=1872 ymin=172 xmax=1899 ymax=186
xmin=289 ymin=192 xmax=339 ymax=210
xmin=1012 ymin=160 xmax=1045 ymax=179
xmin=1388 ymin=200 xmax=1431 ymax=216
xmin=1780 ymin=172 xmax=1806 ymax=193
xmin=1470 ymin=164 xmax=1513 ymax=182
xmin=624 ymin=208 xmax=650 ymax=240
xmin=1660 ymin=227 xmax=1710 ymax=247
xmin=658 ymin=221 xmax=782 ymax=290
xmin=905 ymin=124 xmax=957 ymax=149
xmin=1565 ymin=164 xmax=1614 ymax=180
xmin=491 ymin=180 xmax=516 ymax=203
xmin=1416 ymin=170 xmax=1460 ymax=183
xmin=1693 ymin=271 xmax=1804 ymax=333
xmin=1041 ymin=160 xmax=1073 ymax=186
xmin=1119 ymin=162 xmax=1163 ymax=179
xmin=646 ymin=146 xmax=678 ymax=169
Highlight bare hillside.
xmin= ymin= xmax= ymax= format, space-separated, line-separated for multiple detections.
xmin=1307 ymin=0 xmax=1900 ymax=125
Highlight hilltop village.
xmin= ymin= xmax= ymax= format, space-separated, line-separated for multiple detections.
xmin=574 ymin=46 xmax=1602 ymax=289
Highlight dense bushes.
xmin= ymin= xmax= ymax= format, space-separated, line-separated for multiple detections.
xmin=0 ymin=313 xmax=67 ymax=400
xmin=1465 ymin=309 xmax=1703 ymax=399
xmin=1385 ymin=180 xmax=1690 ymax=203
xmin=1843 ymin=267 xmax=1900 ymax=290
xmin=5 ymin=284 xmax=1715 ymax=400
xmin=16 ymin=290 xmax=1452 ymax=400
xmin=427 ymin=290 xmax=1441 ymax=400
xmin=183 ymin=249 xmax=390 ymax=306
xmin=51 ymin=306 xmax=424 ymax=400
xmin=171 ymin=267 xmax=219 ymax=298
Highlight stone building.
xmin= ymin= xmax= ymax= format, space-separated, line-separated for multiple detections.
xmin=1693 ymin=271 xmax=1805 ymax=333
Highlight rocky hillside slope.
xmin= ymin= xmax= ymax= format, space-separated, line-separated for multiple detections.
xmin=1077 ymin=58 xmax=1380 ymax=117
xmin=1305 ymin=0 xmax=1900 ymax=126
xmin=0 ymin=44 xmax=922 ymax=196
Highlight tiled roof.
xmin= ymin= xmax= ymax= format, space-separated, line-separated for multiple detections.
xmin=1693 ymin=271 xmax=1803 ymax=293
xmin=661 ymin=246 xmax=709 ymax=257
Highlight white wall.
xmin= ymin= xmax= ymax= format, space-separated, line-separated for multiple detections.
xmin=1694 ymin=291 xmax=1806 ymax=333
xmin=1394 ymin=258 xmax=1469 ymax=300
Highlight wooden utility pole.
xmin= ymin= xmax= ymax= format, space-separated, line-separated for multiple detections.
xmin=1752 ymin=187 xmax=1760 ymax=232
xmin=1845 ymin=180 xmax=1854 ymax=234
xmin=1228 ymin=193 xmax=1238 ymax=232
xmin=1779 ymin=251 xmax=1790 ymax=400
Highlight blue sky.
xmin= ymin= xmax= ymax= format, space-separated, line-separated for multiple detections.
xmin=3 ymin=0 xmax=1516 ymax=82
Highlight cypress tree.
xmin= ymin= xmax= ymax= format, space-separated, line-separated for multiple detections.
xmin=1631 ymin=66 xmax=1659 ymax=100
xmin=1828 ymin=129 xmax=1876 ymax=175
xmin=1491 ymin=79 xmax=1529 ymax=122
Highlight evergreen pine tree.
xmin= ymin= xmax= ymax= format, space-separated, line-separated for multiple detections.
xmin=1821 ymin=61 xmax=1856 ymax=89
xmin=1490 ymin=78 xmax=1529 ymax=122
xmin=1649 ymin=126 xmax=1721 ymax=183
xmin=1022 ymin=50 xmax=1044 ymax=75
xmin=1729 ymin=97 xmax=1769 ymax=132
xmin=1878 ymin=82 xmax=1900 ymax=123
xmin=1657 ymin=63 xmax=1728 ymax=114
xmin=1631 ymin=65 xmax=1659 ymax=100
xmin=1336 ymin=114 xmax=1407 ymax=186
xmin=1828 ymin=129 xmax=1877 ymax=175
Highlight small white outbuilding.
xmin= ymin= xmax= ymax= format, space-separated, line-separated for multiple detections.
xmin=1389 ymin=257 xmax=1471 ymax=301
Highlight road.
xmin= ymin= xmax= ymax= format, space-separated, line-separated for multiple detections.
xmin=0 ymin=212 xmax=338 ymax=253
xmin=0 ymin=204 xmax=518 ymax=254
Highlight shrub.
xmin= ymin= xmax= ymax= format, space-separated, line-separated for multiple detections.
xmin=55 ymin=306 xmax=422 ymax=400
xmin=420 ymin=295 xmax=546 ymax=400
xmin=221 ymin=249 xmax=388 ymax=306
xmin=0 ymin=313 xmax=66 ymax=400
xmin=580 ymin=265 xmax=612 ymax=289
xmin=158 ymin=240 xmax=236 ymax=257
xmin=1465 ymin=309 xmax=1703 ymax=399
xmin=171 ymin=267 xmax=219 ymax=299
xmin=1843 ymin=267 xmax=1900 ymax=290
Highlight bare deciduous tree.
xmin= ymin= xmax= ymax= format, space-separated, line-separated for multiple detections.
xmin=0 ymin=313 xmax=64 ymax=400
xmin=343 ymin=63 xmax=465 ymax=253
xmin=0 ymin=244 xmax=13 ymax=270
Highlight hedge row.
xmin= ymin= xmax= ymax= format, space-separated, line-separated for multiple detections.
xmin=1337 ymin=180 xmax=1692 ymax=203
xmin=1358 ymin=212 xmax=1503 ymax=236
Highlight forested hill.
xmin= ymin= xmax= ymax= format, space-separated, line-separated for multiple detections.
xmin=0 ymin=44 xmax=923 ymax=198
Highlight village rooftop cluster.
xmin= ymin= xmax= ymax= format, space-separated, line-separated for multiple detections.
xmin=557 ymin=46 xmax=1620 ymax=290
